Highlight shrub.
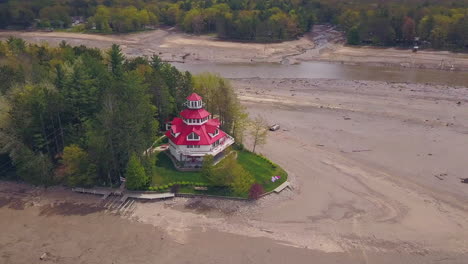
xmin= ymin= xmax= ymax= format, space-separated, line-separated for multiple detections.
xmin=125 ymin=153 xmax=149 ymax=190
xmin=235 ymin=143 xmax=245 ymax=150
xmin=249 ymin=183 xmax=265 ymax=200
xmin=231 ymin=166 xmax=255 ymax=196
xmin=171 ymin=184 xmax=180 ymax=194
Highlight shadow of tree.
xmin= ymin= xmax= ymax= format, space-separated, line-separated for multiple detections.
xmin=39 ymin=202 xmax=105 ymax=216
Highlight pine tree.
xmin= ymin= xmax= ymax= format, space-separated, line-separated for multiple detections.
xmin=107 ymin=44 xmax=124 ymax=77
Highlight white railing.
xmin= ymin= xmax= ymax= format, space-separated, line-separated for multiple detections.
xmin=175 ymin=135 xmax=234 ymax=156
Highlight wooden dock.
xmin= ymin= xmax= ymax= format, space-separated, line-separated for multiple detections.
xmin=274 ymin=181 xmax=291 ymax=193
xmin=120 ymin=192 xmax=175 ymax=203
xmin=72 ymin=187 xmax=112 ymax=196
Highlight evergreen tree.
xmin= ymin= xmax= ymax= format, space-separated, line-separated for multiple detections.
xmin=125 ymin=153 xmax=149 ymax=190
xmin=87 ymin=70 xmax=158 ymax=184
xmin=107 ymin=44 xmax=124 ymax=77
xmin=347 ymin=26 xmax=360 ymax=45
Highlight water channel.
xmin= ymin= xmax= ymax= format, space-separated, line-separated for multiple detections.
xmin=173 ymin=61 xmax=468 ymax=86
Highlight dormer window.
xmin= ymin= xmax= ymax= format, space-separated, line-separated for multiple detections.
xmin=171 ymin=129 xmax=179 ymax=138
xmin=209 ymin=129 xmax=219 ymax=138
xmin=187 ymin=132 xmax=200 ymax=141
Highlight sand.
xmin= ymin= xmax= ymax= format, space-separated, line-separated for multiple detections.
xmin=1 ymin=25 xmax=468 ymax=70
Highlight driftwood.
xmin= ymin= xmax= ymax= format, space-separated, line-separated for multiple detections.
xmin=352 ymin=149 xmax=372 ymax=153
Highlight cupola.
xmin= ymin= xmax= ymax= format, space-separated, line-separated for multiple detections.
xmin=186 ymin=93 xmax=203 ymax=109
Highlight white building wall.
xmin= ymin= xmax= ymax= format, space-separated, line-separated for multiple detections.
xmin=168 ymin=135 xmax=233 ymax=162
xmin=169 ymin=142 xmax=181 ymax=161
xmin=182 ymin=145 xmax=211 ymax=152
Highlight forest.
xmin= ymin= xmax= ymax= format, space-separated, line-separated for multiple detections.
xmin=0 ymin=0 xmax=467 ymax=48
xmin=0 ymin=37 xmax=247 ymax=189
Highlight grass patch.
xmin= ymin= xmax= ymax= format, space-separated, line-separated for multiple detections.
xmin=152 ymin=152 xmax=206 ymax=186
xmin=237 ymin=150 xmax=287 ymax=192
xmin=151 ymin=149 xmax=288 ymax=197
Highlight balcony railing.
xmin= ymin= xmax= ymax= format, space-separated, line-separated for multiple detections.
xmin=175 ymin=135 xmax=234 ymax=156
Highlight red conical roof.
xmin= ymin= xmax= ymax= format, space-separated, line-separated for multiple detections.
xmin=186 ymin=93 xmax=202 ymax=101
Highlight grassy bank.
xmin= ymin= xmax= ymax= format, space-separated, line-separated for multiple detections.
xmin=151 ymin=149 xmax=287 ymax=198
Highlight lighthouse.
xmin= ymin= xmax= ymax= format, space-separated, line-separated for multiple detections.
xmin=165 ymin=93 xmax=235 ymax=166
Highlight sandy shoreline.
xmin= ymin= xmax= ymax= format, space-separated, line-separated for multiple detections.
xmin=2 ymin=77 xmax=468 ymax=263
xmin=1 ymin=25 xmax=468 ymax=71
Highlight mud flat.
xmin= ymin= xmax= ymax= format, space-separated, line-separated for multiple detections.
xmin=1 ymin=25 xmax=468 ymax=71
xmin=2 ymin=78 xmax=468 ymax=263
xmin=2 ymin=24 xmax=468 ymax=264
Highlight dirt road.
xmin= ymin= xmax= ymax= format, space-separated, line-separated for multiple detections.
xmin=1 ymin=25 xmax=468 ymax=70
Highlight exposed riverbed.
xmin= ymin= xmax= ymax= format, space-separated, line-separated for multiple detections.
xmin=1 ymin=27 xmax=468 ymax=264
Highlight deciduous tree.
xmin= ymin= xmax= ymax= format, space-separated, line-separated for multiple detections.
xmin=250 ymin=116 xmax=268 ymax=153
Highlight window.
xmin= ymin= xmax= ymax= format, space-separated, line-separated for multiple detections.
xmin=213 ymin=129 xmax=219 ymax=136
xmin=187 ymin=145 xmax=200 ymax=149
xmin=187 ymin=132 xmax=200 ymax=141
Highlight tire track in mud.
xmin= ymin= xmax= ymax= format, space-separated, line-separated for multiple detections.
xmin=321 ymin=159 xmax=409 ymax=224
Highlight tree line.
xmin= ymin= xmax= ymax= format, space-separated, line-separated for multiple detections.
xmin=0 ymin=37 xmax=248 ymax=188
xmin=1 ymin=0 xmax=465 ymax=48
xmin=0 ymin=0 xmax=467 ymax=48
xmin=338 ymin=2 xmax=468 ymax=50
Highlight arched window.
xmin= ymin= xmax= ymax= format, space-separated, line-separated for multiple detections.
xmin=187 ymin=132 xmax=200 ymax=141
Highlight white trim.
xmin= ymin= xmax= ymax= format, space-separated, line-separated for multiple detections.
xmin=171 ymin=130 xmax=180 ymax=138
xmin=208 ymin=128 xmax=219 ymax=138
xmin=187 ymin=132 xmax=200 ymax=141
xmin=183 ymin=117 xmax=209 ymax=125
xmin=186 ymin=99 xmax=203 ymax=109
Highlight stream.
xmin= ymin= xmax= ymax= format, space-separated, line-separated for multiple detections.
xmin=173 ymin=61 xmax=468 ymax=86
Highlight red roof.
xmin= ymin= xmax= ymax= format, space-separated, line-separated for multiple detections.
xmin=166 ymin=94 xmax=229 ymax=146
xmin=186 ymin=93 xmax=202 ymax=101
xmin=180 ymin=108 xmax=210 ymax=119
xmin=206 ymin=118 xmax=220 ymax=126
xmin=166 ymin=120 xmax=226 ymax=145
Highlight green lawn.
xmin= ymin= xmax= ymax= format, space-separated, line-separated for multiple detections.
xmin=152 ymin=152 xmax=206 ymax=186
xmin=151 ymin=149 xmax=288 ymax=197
xmin=237 ymin=150 xmax=287 ymax=192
